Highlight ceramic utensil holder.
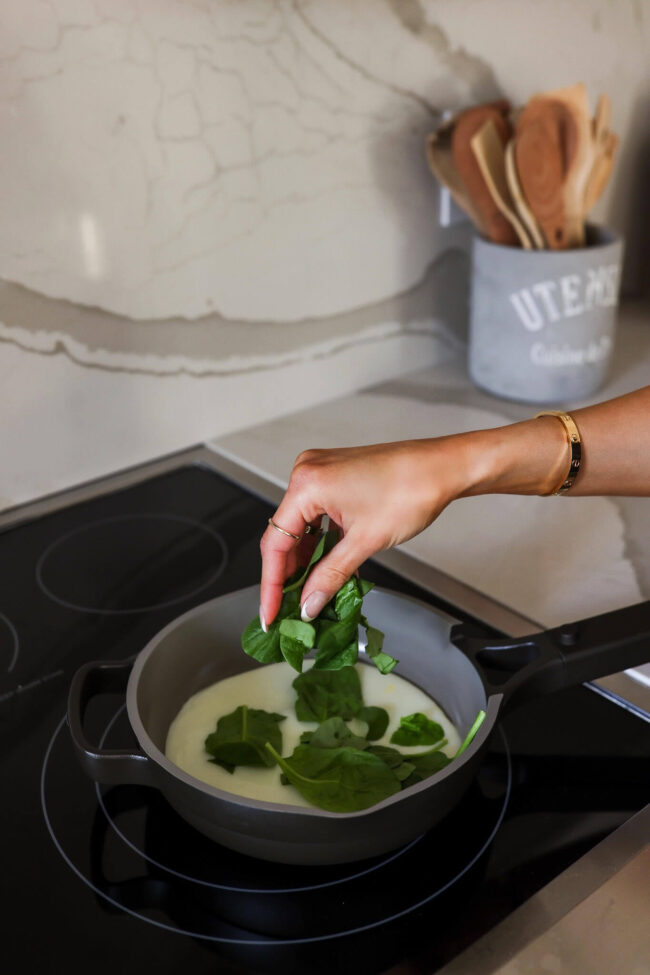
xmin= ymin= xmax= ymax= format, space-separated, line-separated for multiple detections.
xmin=468 ymin=226 xmax=624 ymax=403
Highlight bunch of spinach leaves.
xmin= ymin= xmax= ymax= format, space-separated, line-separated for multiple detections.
xmin=267 ymin=700 xmax=486 ymax=811
xmin=266 ymin=701 xmax=457 ymax=811
xmin=204 ymin=665 xmax=487 ymax=813
xmin=241 ymin=529 xmax=398 ymax=674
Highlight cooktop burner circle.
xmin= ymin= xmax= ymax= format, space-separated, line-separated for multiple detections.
xmin=36 ymin=513 xmax=228 ymax=614
xmin=41 ymin=702 xmax=512 ymax=948
xmin=0 ymin=613 xmax=19 ymax=672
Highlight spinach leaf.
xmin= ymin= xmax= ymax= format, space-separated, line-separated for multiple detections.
xmin=282 ymin=530 xmax=338 ymax=593
xmin=367 ymin=744 xmax=404 ymax=767
xmin=312 ymin=615 xmax=360 ymax=670
xmin=266 ymin=743 xmax=402 ymax=812
xmin=315 ymin=641 xmax=359 ymax=670
xmin=314 ymin=640 xmax=359 ymax=670
xmin=357 ymin=705 xmax=389 ymax=740
xmin=292 ymin=666 xmax=363 ymax=722
xmin=283 ymin=565 xmax=305 ymax=589
xmin=319 ymin=603 xmax=339 ymax=622
xmin=334 ymin=578 xmax=363 ymax=620
xmin=308 ymin=716 xmax=370 ymax=751
xmin=402 ymin=745 xmax=451 ymax=787
xmin=241 ymin=616 xmax=283 ymax=665
xmin=241 ymin=588 xmax=301 ymax=665
xmin=456 ymin=709 xmax=487 ymax=757
xmin=390 ymin=712 xmax=445 ymax=747
xmin=278 ymin=619 xmax=316 ymax=672
xmin=367 ymin=744 xmax=416 ymax=782
xmin=204 ymin=706 xmax=285 ymax=773
xmin=359 ymin=578 xmax=375 ymax=597
xmin=292 ymin=668 xmax=386 ymax=737
xmin=361 ymin=617 xmax=398 ymax=675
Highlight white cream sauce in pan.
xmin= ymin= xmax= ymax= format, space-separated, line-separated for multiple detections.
xmin=165 ymin=662 xmax=460 ymax=808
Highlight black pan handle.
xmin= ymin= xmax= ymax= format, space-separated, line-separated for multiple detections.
xmin=68 ymin=659 xmax=154 ymax=786
xmin=451 ymin=600 xmax=650 ymax=712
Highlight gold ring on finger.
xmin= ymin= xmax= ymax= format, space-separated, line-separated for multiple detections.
xmin=268 ymin=517 xmax=301 ymax=541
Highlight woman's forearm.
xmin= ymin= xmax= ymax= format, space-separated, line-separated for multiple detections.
xmin=457 ymin=386 xmax=650 ymax=499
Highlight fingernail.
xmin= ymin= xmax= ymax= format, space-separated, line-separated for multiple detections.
xmin=260 ymin=609 xmax=267 ymax=633
xmin=301 ymin=591 xmax=328 ymax=622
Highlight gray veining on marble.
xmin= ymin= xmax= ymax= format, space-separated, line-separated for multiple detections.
xmin=386 ymin=0 xmax=501 ymax=100
xmin=0 ymin=0 xmax=478 ymax=321
xmin=0 ymin=244 xmax=468 ymax=376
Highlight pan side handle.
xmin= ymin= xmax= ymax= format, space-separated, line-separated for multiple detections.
xmin=451 ymin=600 xmax=650 ymax=712
xmin=68 ymin=659 xmax=155 ymax=786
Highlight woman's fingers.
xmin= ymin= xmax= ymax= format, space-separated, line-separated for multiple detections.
xmin=299 ymin=529 xmax=374 ymax=621
xmin=259 ymin=498 xmax=318 ymax=628
xmin=259 ymin=544 xmax=292 ymax=630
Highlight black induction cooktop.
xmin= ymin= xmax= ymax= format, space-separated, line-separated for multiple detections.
xmin=2 ymin=464 xmax=649 ymax=975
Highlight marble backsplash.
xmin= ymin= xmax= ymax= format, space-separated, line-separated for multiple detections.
xmin=1 ymin=0 xmax=648 ymax=507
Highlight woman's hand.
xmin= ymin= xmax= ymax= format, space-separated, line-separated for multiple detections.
xmin=259 ymin=437 xmax=473 ymax=628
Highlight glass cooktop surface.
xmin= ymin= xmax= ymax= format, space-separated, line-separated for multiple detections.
xmin=2 ymin=465 xmax=649 ymax=975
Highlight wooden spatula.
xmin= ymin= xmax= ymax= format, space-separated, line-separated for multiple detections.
xmin=470 ymin=120 xmax=532 ymax=248
xmin=451 ymin=101 xmax=519 ymax=246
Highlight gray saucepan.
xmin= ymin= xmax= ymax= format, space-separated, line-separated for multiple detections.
xmin=68 ymin=585 xmax=650 ymax=865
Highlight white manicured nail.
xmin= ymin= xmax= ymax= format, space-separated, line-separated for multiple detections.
xmin=301 ymin=591 xmax=328 ymax=622
xmin=260 ymin=609 xmax=267 ymax=633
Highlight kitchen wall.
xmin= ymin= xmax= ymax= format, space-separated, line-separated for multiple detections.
xmin=1 ymin=0 xmax=648 ymax=508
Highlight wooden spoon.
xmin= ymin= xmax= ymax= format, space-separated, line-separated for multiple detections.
xmin=451 ymin=102 xmax=519 ymax=246
xmin=504 ymin=139 xmax=545 ymax=249
xmin=514 ymin=98 xmax=578 ymax=249
xmin=470 ymin=119 xmax=532 ymax=248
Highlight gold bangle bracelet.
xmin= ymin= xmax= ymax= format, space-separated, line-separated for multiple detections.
xmin=534 ymin=411 xmax=582 ymax=495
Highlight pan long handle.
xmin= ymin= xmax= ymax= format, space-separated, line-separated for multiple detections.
xmin=451 ymin=600 xmax=650 ymax=712
xmin=68 ymin=659 xmax=154 ymax=786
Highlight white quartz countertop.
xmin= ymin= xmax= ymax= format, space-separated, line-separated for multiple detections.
xmin=209 ymin=301 xmax=650 ymax=631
